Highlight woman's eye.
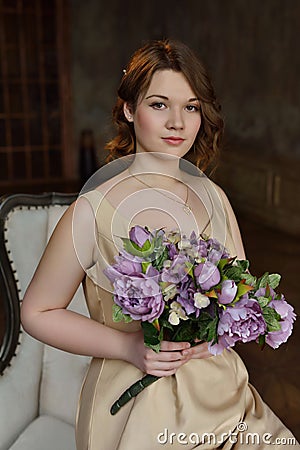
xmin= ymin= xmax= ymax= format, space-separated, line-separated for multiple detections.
xmin=150 ymin=102 xmax=166 ymax=110
xmin=186 ymin=104 xmax=199 ymax=112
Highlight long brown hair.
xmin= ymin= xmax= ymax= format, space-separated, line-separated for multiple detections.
xmin=105 ymin=39 xmax=224 ymax=172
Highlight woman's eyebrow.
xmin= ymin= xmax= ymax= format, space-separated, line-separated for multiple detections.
xmin=145 ymin=94 xmax=199 ymax=102
xmin=145 ymin=94 xmax=168 ymax=100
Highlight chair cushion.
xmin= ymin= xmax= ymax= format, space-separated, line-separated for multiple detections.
xmin=39 ymin=325 xmax=90 ymax=426
xmin=9 ymin=415 xmax=76 ymax=450
xmin=0 ymin=206 xmax=48 ymax=449
xmin=1 ymin=201 xmax=90 ymax=444
xmin=5 ymin=207 xmax=49 ymax=297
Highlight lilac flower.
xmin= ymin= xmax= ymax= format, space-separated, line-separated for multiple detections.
xmin=194 ymin=261 xmax=221 ymax=291
xmin=218 ymin=279 xmax=238 ymax=305
xmin=104 ymin=249 xmax=142 ymax=283
xmin=198 ymin=239 xmax=208 ymax=258
xmin=177 ymin=278 xmax=199 ymax=316
xmin=189 ymin=231 xmax=198 ymax=245
xmin=206 ymin=238 xmax=229 ymax=264
xmin=129 ymin=225 xmax=151 ymax=248
xmin=112 ymin=266 xmax=164 ymax=322
xmin=189 ymin=231 xmax=208 ymax=259
xmin=255 ymin=287 xmax=296 ymax=349
xmin=161 ymin=254 xmax=189 ymax=284
xmin=209 ymin=296 xmax=266 ymax=355
xmin=166 ymin=243 xmax=178 ymax=259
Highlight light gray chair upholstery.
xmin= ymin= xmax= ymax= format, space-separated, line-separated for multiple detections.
xmin=0 ymin=193 xmax=90 ymax=450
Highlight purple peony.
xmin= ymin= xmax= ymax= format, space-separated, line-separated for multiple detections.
xmin=266 ymin=296 xmax=296 ymax=348
xmin=255 ymin=287 xmax=296 ymax=349
xmin=218 ymin=279 xmax=238 ymax=305
xmin=129 ymin=225 xmax=151 ymax=248
xmin=112 ymin=266 xmax=164 ymax=322
xmin=194 ymin=261 xmax=221 ymax=291
xmin=209 ymin=296 xmax=266 ymax=355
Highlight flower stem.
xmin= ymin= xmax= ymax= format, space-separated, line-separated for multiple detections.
xmin=110 ymin=374 xmax=159 ymax=415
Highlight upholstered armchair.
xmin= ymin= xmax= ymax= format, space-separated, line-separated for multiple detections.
xmin=0 ymin=193 xmax=91 ymax=450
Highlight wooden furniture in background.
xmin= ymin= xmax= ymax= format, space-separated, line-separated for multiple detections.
xmin=0 ymin=0 xmax=74 ymax=194
xmin=214 ymin=151 xmax=300 ymax=236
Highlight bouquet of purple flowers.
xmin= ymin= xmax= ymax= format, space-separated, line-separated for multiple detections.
xmin=104 ymin=225 xmax=296 ymax=415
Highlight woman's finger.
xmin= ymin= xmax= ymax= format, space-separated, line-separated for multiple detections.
xmin=144 ymin=357 xmax=189 ymax=376
xmin=144 ymin=348 xmax=187 ymax=363
xmin=182 ymin=341 xmax=212 ymax=359
xmin=160 ymin=340 xmax=190 ymax=352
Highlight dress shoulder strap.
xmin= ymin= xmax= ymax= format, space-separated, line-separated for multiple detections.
xmin=80 ymin=189 xmax=104 ymax=216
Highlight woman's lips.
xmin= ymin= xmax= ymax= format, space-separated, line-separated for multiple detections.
xmin=162 ymin=137 xmax=185 ymax=145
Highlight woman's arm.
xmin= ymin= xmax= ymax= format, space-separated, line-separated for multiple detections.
xmin=21 ymin=197 xmax=193 ymax=376
xmin=21 ymin=197 xmax=131 ymax=359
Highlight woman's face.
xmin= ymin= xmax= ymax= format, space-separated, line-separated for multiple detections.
xmin=124 ymin=70 xmax=201 ymax=158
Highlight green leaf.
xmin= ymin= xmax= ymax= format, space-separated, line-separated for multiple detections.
xmin=234 ymin=281 xmax=253 ymax=302
xmin=141 ymin=321 xmax=162 ymax=352
xmin=112 ymin=304 xmax=133 ymax=323
xmin=145 ymin=341 xmax=161 ymax=353
xmin=267 ymin=274 xmax=281 ymax=289
xmin=241 ymin=272 xmax=257 ymax=287
xmin=142 ymin=321 xmax=159 ymax=339
xmin=236 ymin=259 xmax=250 ymax=272
xmin=185 ymin=261 xmax=194 ymax=277
xmin=171 ymin=322 xmax=195 ymax=342
xmin=206 ymin=315 xmax=219 ymax=343
xmin=263 ymin=306 xmax=282 ymax=332
xmin=141 ymin=261 xmax=151 ymax=273
xmin=257 ymin=296 xmax=270 ymax=308
xmin=223 ymin=265 xmax=243 ymax=282
xmin=152 ymin=247 xmax=169 ymax=271
xmin=121 ymin=237 xmax=154 ymax=258
xmin=160 ymin=317 xmax=174 ymax=331
xmin=218 ymin=258 xmax=231 ymax=271
xmin=257 ymin=272 xmax=269 ymax=288
xmin=121 ymin=238 xmax=142 ymax=256
xmin=194 ymin=311 xmax=218 ymax=343
xmin=258 ymin=334 xmax=266 ymax=348
xmin=141 ymin=239 xmax=151 ymax=251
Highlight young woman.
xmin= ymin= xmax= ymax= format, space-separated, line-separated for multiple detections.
xmin=21 ymin=40 xmax=297 ymax=449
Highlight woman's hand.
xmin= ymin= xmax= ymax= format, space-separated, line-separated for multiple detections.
xmin=181 ymin=340 xmax=212 ymax=360
xmin=125 ymin=331 xmax=212 ymax=377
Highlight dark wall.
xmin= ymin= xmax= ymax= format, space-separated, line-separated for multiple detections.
xmin=70 ymin=0 xmax=300 ymax=165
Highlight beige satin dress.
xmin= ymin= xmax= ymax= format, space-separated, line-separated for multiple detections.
xmin=75 ymin=189 xmax=298 ymax=450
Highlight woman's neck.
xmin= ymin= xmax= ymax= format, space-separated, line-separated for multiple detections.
xmin=128 ymin=152 xmax=185 ymax=184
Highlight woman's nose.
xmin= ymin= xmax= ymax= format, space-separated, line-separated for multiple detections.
xmin=166 ymin=108 xmax=184 ymax=130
